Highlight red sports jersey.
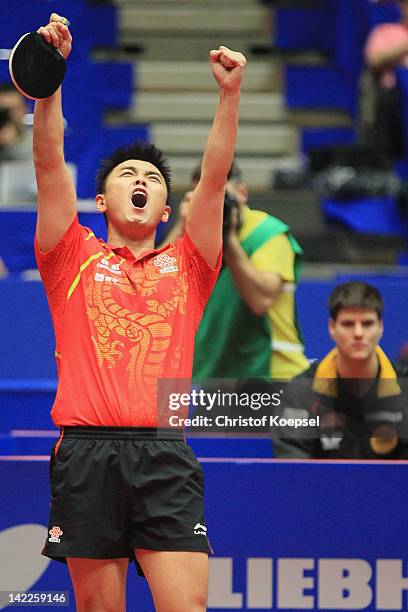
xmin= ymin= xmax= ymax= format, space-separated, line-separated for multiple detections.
xmin=35 ymin=216 xmax=220 ymax=427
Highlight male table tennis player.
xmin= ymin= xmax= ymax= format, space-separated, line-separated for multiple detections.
xmin=33 ymin=13 xmax=246 ymax=612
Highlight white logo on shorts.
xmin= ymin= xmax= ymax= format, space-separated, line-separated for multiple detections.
xmin=194 ymin=523 xmax=207 ymax=536
xmin=48 ymin=526 xmax=63 ymax=543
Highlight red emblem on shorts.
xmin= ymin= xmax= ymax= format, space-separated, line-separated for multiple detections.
xmin=48 ymin=525 xmax=63 ymax=543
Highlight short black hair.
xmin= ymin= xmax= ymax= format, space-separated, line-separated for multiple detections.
xmin=329 ymin=281 xmax=384 ymax=320
xmin=95 ymin=140 xmax=172 ymax=202
xmin=191 ymin=159 xmax=243 ymax=185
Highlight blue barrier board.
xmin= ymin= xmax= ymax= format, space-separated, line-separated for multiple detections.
xmin=0 ymin=458 xmax=407 ymax=611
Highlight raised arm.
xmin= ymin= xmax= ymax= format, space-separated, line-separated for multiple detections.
xmin=34 ymin=14 xmax=77 ymax=253
xmin=186 ymin=46 xmax=246 ymax=268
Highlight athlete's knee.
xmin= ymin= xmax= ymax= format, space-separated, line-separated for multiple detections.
xmin=188 ymin=591 xmax=207 ymax=612
xmin=68 ymin=558 xmax=127 ymax=612
xmin=74 ymin=592 xmax=125 ymax=612
xmin=157 ymin=592 xmax=207 ymax=612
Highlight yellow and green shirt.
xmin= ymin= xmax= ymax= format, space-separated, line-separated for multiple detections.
xmin=193 ymin=206 xmax=308 ymax=380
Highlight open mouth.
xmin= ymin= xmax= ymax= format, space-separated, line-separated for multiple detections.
xmin=131 ymin=189 xmax=148 ymax=208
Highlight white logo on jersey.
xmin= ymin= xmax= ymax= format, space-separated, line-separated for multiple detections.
xmin=153 ymin=254 xmax=178 ymax=274
xmin=96 ymin=258 xmax=122 ymax=275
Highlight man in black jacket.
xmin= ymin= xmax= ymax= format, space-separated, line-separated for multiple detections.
xmin=272 ymin=281 xmax=408 ymax=459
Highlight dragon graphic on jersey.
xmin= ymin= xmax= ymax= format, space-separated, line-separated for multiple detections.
xmin=85 ymin=255 xmax=188 ymax=418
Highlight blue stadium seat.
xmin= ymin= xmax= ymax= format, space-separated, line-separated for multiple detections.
xmin=285 ymin=66 xmax=350 ymax=111
xmin=275 ymin=3 xmax=334 ymax=54
xmin=301 ymin=128 xmax=356 ymax=154
xmin=322 ymin=196 xmax=408 ymax=238
xmin=62 ymin=62 xmax=134 ymax=127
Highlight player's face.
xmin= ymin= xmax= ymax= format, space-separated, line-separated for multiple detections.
xmin=98 ymin=159 xmax=170 ymax=236
xmin=329 ymin=308 xmax=383 ymax=362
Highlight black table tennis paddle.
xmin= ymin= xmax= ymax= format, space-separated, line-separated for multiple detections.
xmin=9 ymin=24 xmax=69 ymax=100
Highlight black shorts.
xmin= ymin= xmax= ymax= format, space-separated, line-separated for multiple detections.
xmin=42 ymin=426 xmax=210 ymax=574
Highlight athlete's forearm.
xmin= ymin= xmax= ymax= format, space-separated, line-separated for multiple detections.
xmin=200 ymin=89 xmax=241 ymax=192
xmin=33 ymin=88 xmax=65 ymax=170
xmin=224 ymin=234 xmax=282 ymax=316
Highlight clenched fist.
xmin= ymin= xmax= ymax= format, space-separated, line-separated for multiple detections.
xmin=210 ymin=46 xmax=247 ymax=93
